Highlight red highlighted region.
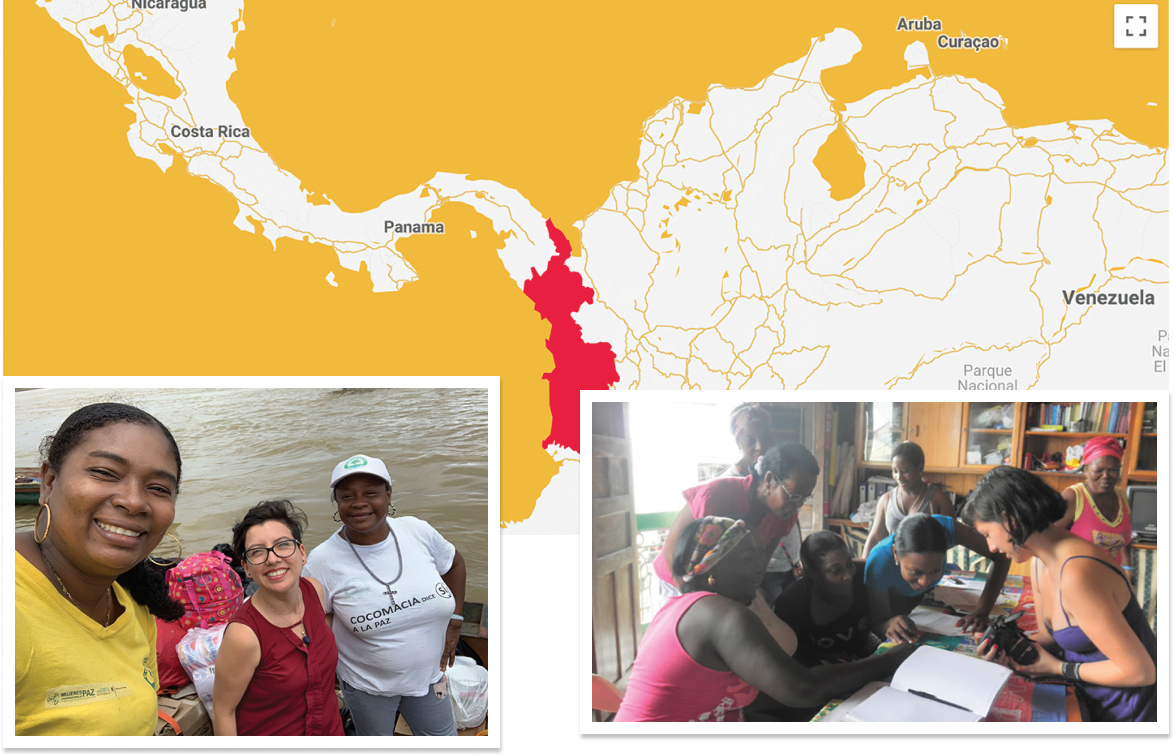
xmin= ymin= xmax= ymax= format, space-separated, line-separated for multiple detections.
xmin=523 ymin=219 xmax=619 ymax=452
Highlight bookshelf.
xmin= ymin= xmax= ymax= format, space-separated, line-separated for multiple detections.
xmin=854 ymin=401 xmax=1158 ymax=498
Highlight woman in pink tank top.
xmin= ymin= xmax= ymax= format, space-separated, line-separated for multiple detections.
xmin=1058 ymin=437 xmax=1132 ymax=567
xmin=615 ymin=517 xmax=915 ymax=722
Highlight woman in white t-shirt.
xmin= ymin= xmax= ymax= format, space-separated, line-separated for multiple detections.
xmin=304 ymin=454 xmax=467 ymax=736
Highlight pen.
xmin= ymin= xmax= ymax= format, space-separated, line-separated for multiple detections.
xmin=908 ymin=689 xmax=971 ymax=712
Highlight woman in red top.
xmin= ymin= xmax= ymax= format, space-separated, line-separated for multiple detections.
xmin=212 ymin=500 xmax=343 ymax=736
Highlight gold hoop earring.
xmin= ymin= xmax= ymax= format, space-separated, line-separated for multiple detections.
xmin=148 ymin=533 xmax=184 ymax=566
xmin=34 ymin=504 xmax=51 ymax=544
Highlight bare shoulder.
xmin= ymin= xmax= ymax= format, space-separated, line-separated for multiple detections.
xmin=931 ymin=488 xmax=955 ymax=515
xmin=222 ymin=619 xmax=260 ymax=653
xmin=1056 ymin=542 xmax=1127 ymax=597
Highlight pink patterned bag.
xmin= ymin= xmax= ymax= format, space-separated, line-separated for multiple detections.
xmin=166 ymin=551 xmax=244 ymax=630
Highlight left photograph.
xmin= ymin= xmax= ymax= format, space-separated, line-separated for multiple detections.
xmin=8 ymin=385 xmax=495 ymax=741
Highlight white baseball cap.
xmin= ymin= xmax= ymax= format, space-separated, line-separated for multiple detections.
xmin=330 ymin=454 xmax=393 ymax=488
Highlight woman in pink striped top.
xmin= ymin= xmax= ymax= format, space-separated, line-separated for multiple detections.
xmin=615 ymin=517 xmax=914 ymax=722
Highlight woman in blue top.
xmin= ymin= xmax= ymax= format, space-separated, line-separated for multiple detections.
xmin=864 ymin=512 xmax=1009 ymax=643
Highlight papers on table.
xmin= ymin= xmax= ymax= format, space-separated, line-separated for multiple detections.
xmin=909 ymin=607 xmax=966 ymax=636
xmin=845 ymin=646 xmax=1012 ymax=722
xmin=932 ymin=575 xmax=1018 ymax=616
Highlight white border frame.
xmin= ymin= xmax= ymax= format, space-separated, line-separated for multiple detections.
xmin=580 ymin=389 xmax=1168 ymax=735
xmin=4 ymin=376 xmax=501 ymax=749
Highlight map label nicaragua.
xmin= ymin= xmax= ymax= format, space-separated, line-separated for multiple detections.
xmin=132 ymin=0 xmax=208 ymax=10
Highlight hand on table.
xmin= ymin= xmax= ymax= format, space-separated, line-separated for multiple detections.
xmin=882 ymin=614 xmax=921 ymax=644
xmin=955 ymin=611 xmax=991 ymax=634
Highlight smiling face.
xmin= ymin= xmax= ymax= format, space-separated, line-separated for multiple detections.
xmin=891 ymin=456 xmax=923 ymax=492
xmin=242 ymin=519 xmax=306 ymax=593
xmin=972 ymin=518 xmax=1029 ymax=563
xmin=334 ymin=473 xmax=392 ymax=542
xmin=811 ymin=547 xmax=856 ymax=597
xmin=40 ymin=422 xmax=178 ymax=577
xmin=895 ymin=549 xmax=945 ymax=593
xmin=1084 ymin=455 xmax=1121 ymax=495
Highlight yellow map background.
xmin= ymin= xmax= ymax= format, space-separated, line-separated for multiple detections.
xmin=4 ymin=0 xmax=1165 ymax=524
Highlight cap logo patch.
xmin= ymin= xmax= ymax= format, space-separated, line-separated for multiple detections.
xmin=344 ymin=456 xmax=368 ymax=469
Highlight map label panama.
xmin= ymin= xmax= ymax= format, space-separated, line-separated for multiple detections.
xmin=1062 ymin=289 xmax=1156 ymax=306
xmin=384 ymin=221 xmax=446 ymax=235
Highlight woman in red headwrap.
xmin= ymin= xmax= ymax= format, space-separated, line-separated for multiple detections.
xmin=1058 ymin=437 xmax=1132 ymax=568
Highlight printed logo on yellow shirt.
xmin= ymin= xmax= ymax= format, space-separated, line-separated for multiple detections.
xmin=142 ymin=656 xmax=157 ymax=689
xmin=44 ymin=683 xmax=132 ymax=709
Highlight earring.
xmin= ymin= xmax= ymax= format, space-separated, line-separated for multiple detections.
xmin=148 ymin=533 xmax=184 ymax=566
xmin=707 ymin=574 xmax=716 ymax=588
xmin=34 ymin=504 xmax=51 ymax=544
xmin=389 ymin=504 xmax=396 ymax=517
xmin=332 ymin=510 xmax=341 ymax=523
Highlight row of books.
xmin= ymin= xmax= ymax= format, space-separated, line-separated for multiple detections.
xmin=1030 ymin=402 xmax=1133 ymax=434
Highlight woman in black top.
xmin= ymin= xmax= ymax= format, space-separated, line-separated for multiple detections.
xmin=746 ymin=531 xmax=877 ymax=720
xmin=775 ymin=530 xmax=877 ymax=666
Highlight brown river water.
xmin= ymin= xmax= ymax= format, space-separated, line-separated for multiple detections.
xmin=14 ymin=387 xmax=489 ymax=603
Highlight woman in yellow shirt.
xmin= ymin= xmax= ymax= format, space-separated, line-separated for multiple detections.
xmin=15 ymin=403 xmax=186 ymax=736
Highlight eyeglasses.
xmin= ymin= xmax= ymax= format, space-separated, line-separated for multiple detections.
xmin=243 ymin=538 xmax=301 ymax=565
xmin=780 ymin=480 xmax=813 ymax=505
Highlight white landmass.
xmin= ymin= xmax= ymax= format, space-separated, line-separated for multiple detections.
xmin=38 ymin=5 xmax=1170 ymax=533
xmin=39 ymin=0 xmax=558 ymax=293
xmin=572 ymin=28 xmax=1168 ymax=390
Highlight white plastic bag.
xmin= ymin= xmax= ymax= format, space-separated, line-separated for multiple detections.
xmin=446 ymin=656 xmax=489 ymax=728
xmin=176 ymin=624 xmax=227 ymax=716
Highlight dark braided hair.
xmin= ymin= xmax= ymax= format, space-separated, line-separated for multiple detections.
xmin=40 ymin=402 xmax=185 ymax=620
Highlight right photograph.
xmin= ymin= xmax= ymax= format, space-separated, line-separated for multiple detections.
xmin=586 ymin=396 xmax=1163 ymax=727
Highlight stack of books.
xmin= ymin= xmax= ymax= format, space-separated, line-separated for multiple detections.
xmin=1030 ymin=402 xmax=1132 ymax=434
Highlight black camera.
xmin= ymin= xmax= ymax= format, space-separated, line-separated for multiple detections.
xmin=979 ymin=610 xmax=1039 ymax=665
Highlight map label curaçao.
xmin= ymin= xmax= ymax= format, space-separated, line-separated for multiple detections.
xmin=895 ymin=16 xmax=1005 ymax=52
xmin=170 ymin=125 xmax=251 ymax=138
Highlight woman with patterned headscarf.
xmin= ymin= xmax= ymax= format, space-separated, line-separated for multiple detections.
xmin=1058 ymin=437 xmax=1133 ymax=568
xmin=615 ymin=517 xmax=914 ymax=722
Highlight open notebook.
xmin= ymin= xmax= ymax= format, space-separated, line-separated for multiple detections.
xmin=847 ymin=646 xmax=1012 ymax=722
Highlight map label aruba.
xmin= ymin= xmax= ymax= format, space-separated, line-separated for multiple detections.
xmin=895 ymin=15 xmax=1005 ymax=52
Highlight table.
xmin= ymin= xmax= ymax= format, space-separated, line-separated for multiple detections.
xmin=814 ymin=572 xmax=1081 ymax=722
